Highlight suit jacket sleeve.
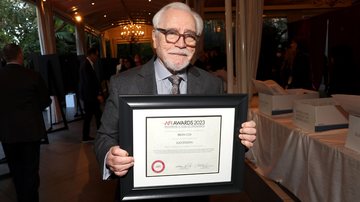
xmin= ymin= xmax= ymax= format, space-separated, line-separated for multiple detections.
xmin=94 ymin=75 xmax=122 ymax=175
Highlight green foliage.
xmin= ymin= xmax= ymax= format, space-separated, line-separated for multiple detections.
xmin=0 ymin=0 xmax=40 ymax=63
xmin=0 ymin=0 xmax=79 ymax=61
xmin=54 ymin=16 xmax=76 ymax=54
xmin=263 ymin=18 xmax=288 ymax=49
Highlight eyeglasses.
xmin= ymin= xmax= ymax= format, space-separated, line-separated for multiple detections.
xmin=155 ymin=28 xmax=199 ymax=48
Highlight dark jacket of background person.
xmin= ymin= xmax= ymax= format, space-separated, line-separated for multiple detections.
xmin=79 ymin=57 xmax=102 ymax=104
xmin=78 ymin=47 xmax=103 ymax=141
xmin=327 ymin=45 xmax=360 ymax=95
xmin=281 ymin=40 xmax=313 ymax=90
xmin=0 ymin=43 xmax=51 ymax=202
xmin=0 ymin=63 xmax=51 ymax=143
xmin=288 ymin=49 xmax=312 ymax=89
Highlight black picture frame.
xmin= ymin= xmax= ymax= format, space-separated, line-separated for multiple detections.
xmin=118 ymin=94 xmax=248 ymax=201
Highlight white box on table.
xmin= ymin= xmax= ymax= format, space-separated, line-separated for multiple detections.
xmin=293 ymin=98 xmax=348 ymax=132
xmin=259 ymin=89 xmax=319 ymax=116
xmin=345 ymin=115 xmax=360 ymax=153
xmin=331 ymin=94 xmax=360 ymax=152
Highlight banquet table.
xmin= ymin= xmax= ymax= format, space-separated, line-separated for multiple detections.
xmin=245 ymin=108 xmax=360 ymax=202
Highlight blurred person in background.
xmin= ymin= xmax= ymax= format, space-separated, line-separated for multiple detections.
xmin=0 ymin=43 xmax=51 ymax=202
xmin=79 ymin=46 xmax=104 ymax=142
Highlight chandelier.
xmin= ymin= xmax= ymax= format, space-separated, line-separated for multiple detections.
xmin=120 ymin=22 xmax=145 ymax=43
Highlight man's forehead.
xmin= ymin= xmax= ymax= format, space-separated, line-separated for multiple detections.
xmin=159 ymin=8 xmax=196 ymax=30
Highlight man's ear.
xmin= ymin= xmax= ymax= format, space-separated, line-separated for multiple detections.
xmin=152 ymin=30 xmax=157 ymax=49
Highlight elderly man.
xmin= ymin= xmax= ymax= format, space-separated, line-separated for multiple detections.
xmin=94 ymin=2 xmax=256 ymax=201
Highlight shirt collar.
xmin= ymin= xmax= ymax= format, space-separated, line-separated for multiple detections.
xmin=154 ymin=58 xmax=187 ymax=81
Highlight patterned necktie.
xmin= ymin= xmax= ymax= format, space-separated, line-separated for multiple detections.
xmin=168 ymin=75 xmax=181 ymax=94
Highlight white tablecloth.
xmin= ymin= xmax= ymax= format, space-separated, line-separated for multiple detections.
xmin=246 ymin=108 xmax=360 ymax=202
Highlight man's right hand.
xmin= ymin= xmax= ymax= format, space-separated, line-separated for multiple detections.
xmin=106 ymin=146 xmax=134 ymax=177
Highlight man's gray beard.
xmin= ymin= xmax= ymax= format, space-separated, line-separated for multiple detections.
xmin=163 ymin=59 xmax=190 ymax=73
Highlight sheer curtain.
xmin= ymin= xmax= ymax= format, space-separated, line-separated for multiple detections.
xmin=234 ymin=0 xmax=263 ymax=98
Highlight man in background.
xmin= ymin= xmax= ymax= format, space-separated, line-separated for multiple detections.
xmin=0 ymin=43 xmax=51 ymax=202
xmin=116 ymin=57 xmax=124 ymax=74
xmin=79 ymin=46 xmax=104 ymax=142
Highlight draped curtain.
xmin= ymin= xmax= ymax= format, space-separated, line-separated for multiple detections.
xmin=36 ymin=0 xmax=56 ymax=55
xmin=234 ymin=0 xmax=263 ymax=98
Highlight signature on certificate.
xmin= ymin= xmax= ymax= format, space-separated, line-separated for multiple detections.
xmin=175 ymin=163 xmax=192 ymax=170
xmin=196 ymin=163 xmax=214 ymax=169
xmin=175 ymin=163 xmax=214 ymax=170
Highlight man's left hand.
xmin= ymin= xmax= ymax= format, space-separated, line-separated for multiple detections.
xmin=238 ymin=120 xmax=256 ymax=149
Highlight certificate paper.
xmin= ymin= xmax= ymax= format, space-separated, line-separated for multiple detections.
xmin=132 ymin=108 xmax=235 ymax=188
xmin=146 ymin=116 xmax=221 ymax=176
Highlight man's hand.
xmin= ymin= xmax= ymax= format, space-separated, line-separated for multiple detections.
xmin=238 ymin=120 xmax=257 ymax=149
xmin=106 ymin=146 xmax=134 ymax=177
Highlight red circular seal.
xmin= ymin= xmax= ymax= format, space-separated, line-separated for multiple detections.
xmin=151 ymin=160 xmax=165 ymax=173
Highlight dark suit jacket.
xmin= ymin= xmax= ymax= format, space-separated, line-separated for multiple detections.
xmin=79 ymin=58 xmax=102 ymax=103
xmin=95 ymin=57 xmax=223 ymax=174
xmin=0 ymin=64 xmax=51 ymax=143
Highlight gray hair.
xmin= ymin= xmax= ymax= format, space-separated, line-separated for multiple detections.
xmin=152 ymin=2 xmax=203 ymax=35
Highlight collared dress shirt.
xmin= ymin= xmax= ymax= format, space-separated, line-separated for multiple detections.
xmin=154 ymin=58 xmax=187 ymax=94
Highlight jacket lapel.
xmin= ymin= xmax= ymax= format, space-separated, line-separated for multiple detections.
xmin=135 ymin=58 xmax=157 ymax=95
xmin=187 ymin=65 xmax=202 ymax=94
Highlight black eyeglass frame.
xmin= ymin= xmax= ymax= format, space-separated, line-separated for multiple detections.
xmin=155 ymin=28 xmax=199 ymax=47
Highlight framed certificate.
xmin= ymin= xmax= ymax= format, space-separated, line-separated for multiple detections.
xmin=118 ymin=94 xmax=248 ymax=201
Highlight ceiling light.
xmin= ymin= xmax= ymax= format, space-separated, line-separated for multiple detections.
xmin=75 ymin=15 xmax=82 ymax=22
xmin=91 ymin=2 xmax=95 ymax=6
